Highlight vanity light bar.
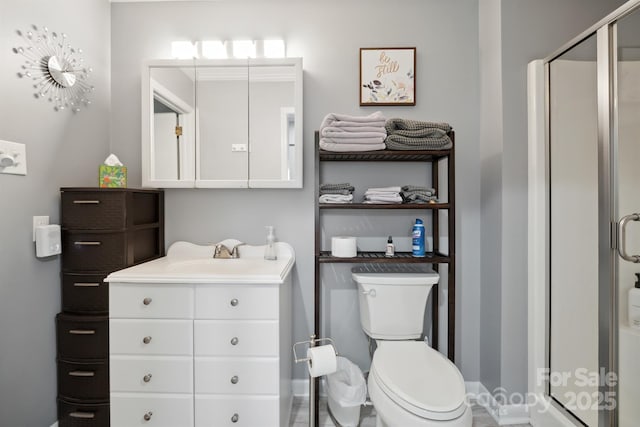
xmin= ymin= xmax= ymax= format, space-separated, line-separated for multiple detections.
xmin=171 ymin=39 xmax=286 ymax=59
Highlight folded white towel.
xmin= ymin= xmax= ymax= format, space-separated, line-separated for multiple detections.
xmin=319 ymin=194 xmax=354 ymax=204
xmin=320 ymin=136 xmax=386 ymax=145
xmin=320 ymin=111 xmax=387 ymax=130
xmin=321 ymin=126 xmax=387 ymax=135
xmin=319 ymin=141 xmax=386 ymax=152
xmin=364 ymin=194 xmax=403 ymax=203
xmin=365 ymin=186 xmax=402 ymax=193
xmin=321 ymin=129 xmax=387 ymax=139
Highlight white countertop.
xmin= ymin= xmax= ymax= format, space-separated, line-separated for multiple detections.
xmin=105 ymin=240 xmax=295 ymax=284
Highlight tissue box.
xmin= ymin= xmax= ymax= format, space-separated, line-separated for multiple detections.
xmin=99 ymin=165 xmax=127 ymax=188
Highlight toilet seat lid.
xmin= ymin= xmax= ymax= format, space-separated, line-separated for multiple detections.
xmin=371 ymin=341 xmax=467 ymax=420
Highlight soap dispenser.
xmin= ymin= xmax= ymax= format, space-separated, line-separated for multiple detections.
xmin=264 ymin=226 xmax=277 ymax=260
xmin=630 ymin=273 xmax=640 ymax=329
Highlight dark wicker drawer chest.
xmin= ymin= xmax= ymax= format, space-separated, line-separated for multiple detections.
xmin=57 ymin=188 xmax=164 ymax=427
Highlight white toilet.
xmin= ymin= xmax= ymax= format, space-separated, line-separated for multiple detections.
xmin=352 ymin=268 xmax=472 ymax=427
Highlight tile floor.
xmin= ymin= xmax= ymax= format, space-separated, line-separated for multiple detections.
xmin=289 ymin=396 xmax=532 ymax=427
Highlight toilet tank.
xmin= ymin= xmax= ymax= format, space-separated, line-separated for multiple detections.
xmin=352 ymin=267 xmax=439 ymax=340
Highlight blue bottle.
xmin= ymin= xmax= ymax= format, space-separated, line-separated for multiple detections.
xmin=412 ymin=218 xmax=425 ymax=257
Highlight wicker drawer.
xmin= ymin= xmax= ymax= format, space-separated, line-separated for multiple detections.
xmin=58 ymin=359 xmax=109 ymax=401
xmin=58 ymin=398 xmax=109 ymax=427
xmin=57 ymin=313 xmax=109 ymax=360
xmin=61 ymin=191 xmax=127 ymax=230
xmin=62 ymin=273 xmax=109 ymax=314
xmin=62 ymin=231 xmax=126 ymax=272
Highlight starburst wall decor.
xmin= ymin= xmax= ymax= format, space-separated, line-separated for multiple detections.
xmin=13 ymin=24 xmax=94 ymax=113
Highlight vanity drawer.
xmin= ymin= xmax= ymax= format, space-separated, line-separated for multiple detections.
xmin=110 ymin=319 xmax=192 ymax=356
xmin=195 ymin=285 xmax=278 ymax=320
xmin=61 ymin=191 xmax=127 ymax=230
xmin=110 ymin=356 xmax=192 ymax=393
xmin=62 ymin=273 xmax=109 ymax=314
xmin=57 ymin=313 xmax=109 ymax=360
xmin=195 ymin=357 xmax=279 ymax=395
xmin=58 ymin=398 xmax=109 ymax=427
xmin=110 ymin=284 xmax=193 ymax=319
xmin=195 ymin=395 xmax=279 ymax=427
xmin=110 ymin=393 xmax=193 ymax=427
xmin=58 ymin=359 xmax=109 ymax=401
xmin=194 ymin=320 xmax=278 ymax=356
xmin=62 ymin=231 xmax=126 ymax=272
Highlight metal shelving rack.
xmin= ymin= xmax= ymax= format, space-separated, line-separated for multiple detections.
xmin=311 ymin=131 xmax=456 ymax=426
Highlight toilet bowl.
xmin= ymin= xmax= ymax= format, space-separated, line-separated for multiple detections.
xmin=352 ymin=267 xmax=472 ymax=427
xmin=367 ymin=341 xmax=471 ymax=427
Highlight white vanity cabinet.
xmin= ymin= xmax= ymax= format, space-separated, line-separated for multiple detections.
xmin=106 ymin=242 xmax=294 ymax=427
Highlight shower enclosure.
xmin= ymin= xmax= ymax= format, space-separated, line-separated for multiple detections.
xmin=528 ymin=1 xmax=640 ymax=426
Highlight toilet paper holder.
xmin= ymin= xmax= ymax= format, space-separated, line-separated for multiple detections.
xmin=292 ymin=336 xmax=338 ymax=364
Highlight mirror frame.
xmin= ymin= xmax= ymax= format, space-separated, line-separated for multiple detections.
xmin=141 ymin=58 xmax=303 ymax=189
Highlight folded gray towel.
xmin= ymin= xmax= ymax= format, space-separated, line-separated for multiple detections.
xmin=401 ymin=185 xmax=436 ymax=195
xmin=320 ymin=183 xmax=355 ymax=195
xmin=384 ymin=119 xmax=452 ymax=150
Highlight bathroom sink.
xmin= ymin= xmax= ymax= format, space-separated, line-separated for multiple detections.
xmin=105 ymin=241 xmax=295 ymax=284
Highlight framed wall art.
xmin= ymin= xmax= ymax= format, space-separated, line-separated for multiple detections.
xmin=360 ymin=47 xmax=415 ymax=106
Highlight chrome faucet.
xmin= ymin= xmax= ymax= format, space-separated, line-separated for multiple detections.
xmin=213 ymin=242 xmax=244 ymax=259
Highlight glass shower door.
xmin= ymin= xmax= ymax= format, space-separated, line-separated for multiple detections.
xmin=615 ymin=8 xmax=640 ymax=426
xmin=548 ymin=32 xmax=601 ymax=427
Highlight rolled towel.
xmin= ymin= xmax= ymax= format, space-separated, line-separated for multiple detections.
xmin=319 ymin=194 xmax=354 ymax=204
xmin=319 ymin=141 xmax=386 ymax=152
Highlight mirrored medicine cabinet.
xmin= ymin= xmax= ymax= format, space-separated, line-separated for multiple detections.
xmin=141 ymin=58 xmax=303 ymax=188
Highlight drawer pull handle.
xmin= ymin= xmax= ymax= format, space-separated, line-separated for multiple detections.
xmin=143 ymin=374 xmax=152 ymax=383
xmin=74 ymin=241 xmax=102 ymax=246
xmin=230 ymin=298 xmax=239 ymax=307
xmin=143 ymin=297 xmax=153 ymax=306
xmin=73 ymin=200 xmax=101 ymax=204
xmin=69 ymin=371 xmax=95 ymax=377
xmin=69 ymin=411 xmax=96 ymax=419
xmin=143 ymin=336 xmax=152 ymax=344
xmin=231 ymin=413 xmax=239 ymax=423
xmin=143 ymin=411 xmax=153 ymax=421
xmin=230 ymin=375 xmax=239 ymax=384
xmin=69 ymin=329 xmax=96 ymax=335
xmin=230 ymin=337 xmax=239 ymax=346
xmin=73 ymin=282 xmax=100 ymax=287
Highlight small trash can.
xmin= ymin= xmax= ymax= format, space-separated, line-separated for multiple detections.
xmin=325 ymin=356 xmax=367 ymax=427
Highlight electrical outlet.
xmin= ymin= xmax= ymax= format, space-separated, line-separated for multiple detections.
xmin=0 ymin=140 xmax=27 ymax=176
xmin=33 ymin=216 xmax=49 ymax=242
xmin=231 ymin=144 xmax=248 ymax=152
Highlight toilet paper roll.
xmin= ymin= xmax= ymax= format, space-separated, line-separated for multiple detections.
xmin=307 ymin=344 xmax=338 ymax=377
xmin=331 ymin=236 xmax=357 ymax=258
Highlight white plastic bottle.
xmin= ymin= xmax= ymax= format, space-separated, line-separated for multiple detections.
xmin=264 ymin=226 xmax=277 ymax=260
xmin=630 ymin=273 xmax=640 ymax=329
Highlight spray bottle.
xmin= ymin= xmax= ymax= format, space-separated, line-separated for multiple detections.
xmin=412 ymin=219 xmax=425 ymax=257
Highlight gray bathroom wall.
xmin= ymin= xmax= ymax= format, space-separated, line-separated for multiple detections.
xmin=0 ymin=1 xmax=111 ymax=426
xmin=478 ymin=0 xmax=629 ymax=397
xmin=109 ymin=0 xmax=482 ymax=382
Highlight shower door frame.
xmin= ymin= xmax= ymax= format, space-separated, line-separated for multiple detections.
xmin=528 ymin=1 xmax=640 ymax=426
